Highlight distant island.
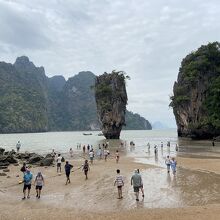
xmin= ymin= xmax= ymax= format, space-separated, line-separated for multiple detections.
xmin=0 ymin=56 xmax=152 ymax=133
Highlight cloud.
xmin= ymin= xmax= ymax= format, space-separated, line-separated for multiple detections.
xmin=1 ymin=0 xmax=220 ymax=126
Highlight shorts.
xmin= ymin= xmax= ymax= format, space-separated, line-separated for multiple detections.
xmin=35 ymin=185 xmax=42 ymax=190
xmin=57 ymin=163 xmax=61 ymax=167
xmin=84 ymin=170 xmax=88 ymax=175
xmin=66 ymin=172 xmax=70 ymax=177
xmin=90 ymin=157 xmax=93 ymax=160
xmin=23 ymin=184 xmax=31 ymax=191
xmin=133 ymin=186 xmax=139 ymax=192
xmin=117 ymin=186 xmax=122 ymax=189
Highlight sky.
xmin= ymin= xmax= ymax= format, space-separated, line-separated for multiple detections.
xmin=1 ymin=0 xmax=220 ymax=127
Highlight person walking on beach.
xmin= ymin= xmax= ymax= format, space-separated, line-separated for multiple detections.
xmin=83 ymin=145 xmax=86 ymax=153
xmin=16 ymin=141 xmax=21 ymax=153
xmin=34 ymin=172 xmax=44 ymax=199
xmin=170 ymin=157 xmax=177 ymax=175
xmin=87 ymin=144 xmax=90 ymax=152
xmin=104 ymin=149 xmax=108 ymax=161
xmin=65 ymin=161 xmax=73 ymax=185
xmin=82 ymin=160 xmax=90 ymax=180
xmin=20 ymin=163 xmax=27 ymax=173
xmin=114 ymin=169 xmax=124 ymax=199
xmin=22 ymin=169 xmax=33 ymax=200
xmin=115 ymin=150 xmax=120 ymax=163
xmin=57 ymin=154 xmax=62 ymax=173
xmin=69 ymin=148 xmax=73 ymax=157
xmin=131 ymin=169 xmax=143 ymax=201
xmin=165 ymin=155 xmax=171 ymax=173
xmin=89 ymin=150 xmax=94 ymax=164
xmin=137 ymin=169 xmax=144 ymax=197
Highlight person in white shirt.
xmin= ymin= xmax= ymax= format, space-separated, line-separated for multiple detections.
xmin=56 ymin=154 xmax=62 ymax=173
xmin=16 ymin=141 xmax=21 ymax=153
xmin=69 ymin=148 xmax=73 ymax=158
xmin=89 ymin=150 xmax=94 ymax=164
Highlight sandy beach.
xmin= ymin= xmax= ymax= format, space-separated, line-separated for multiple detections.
xmin=0 ymin=148 xmax=220 ymax=220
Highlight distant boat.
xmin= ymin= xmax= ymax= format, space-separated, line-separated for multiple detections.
xmin=83 ymin=133 xmax=92 ymax=136
xmin=98 ymin=133 xmax=104 ymax=136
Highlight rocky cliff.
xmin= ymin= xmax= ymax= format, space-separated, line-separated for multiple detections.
xmin=0 ymin=56 xmax=48 ymax=133
xmin=170 ymin=42 xmax=220 ymax=139
xmin=0 ymin=57 xmax=151 ymax=133
xmin=95 ymin=71 xmax=128 ymax=139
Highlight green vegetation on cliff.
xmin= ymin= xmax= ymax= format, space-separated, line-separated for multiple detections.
xmin=171 ymin=42 xmax=220 ymax=138
xmin=0 ymin=57 xmax=151 ymax=133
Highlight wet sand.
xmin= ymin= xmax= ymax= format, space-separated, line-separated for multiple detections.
xmin=0 ymin=151 xmax=220 ymax=220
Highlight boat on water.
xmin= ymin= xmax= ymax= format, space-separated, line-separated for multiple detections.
xmin=83 ymin=133 xmax=92 ymax=136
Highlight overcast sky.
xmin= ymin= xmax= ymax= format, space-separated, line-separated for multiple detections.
xmin=1 ymin=0 xmax=220 ymax=127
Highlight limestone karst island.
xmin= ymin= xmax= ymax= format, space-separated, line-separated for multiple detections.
xmin=1 ymin=1 xmax=220 ymax=220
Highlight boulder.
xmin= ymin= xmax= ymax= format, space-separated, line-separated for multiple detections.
xmin=40 ymin=157 xmax=54 ymax=166
xmin=6 ymin=155 xmax=18 ymax=164
xmin=28 ymin=154 xmax=43 ymax=164
xmin=0 ymin=166 xmax=8 ymax=170
xmin=3 ymin=169 xmax=10 ymax=172
xmin=0 ymin=173 xmax=7 ymax=176
xmin=0 ymin=147 xmax=5 ymax=155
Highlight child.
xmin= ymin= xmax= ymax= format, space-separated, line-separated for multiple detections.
xmin=170 ymin=157 xmax=177 ymax=175
xmin=114 ymin=169 xmax=124 ymax=199
xmin=56 ymin=154 xmax=62 ymax=173
xmin=115 ymin=150 xmax=119 ymax=163
xmin=82 ymin=160 xmax=90 ymax=180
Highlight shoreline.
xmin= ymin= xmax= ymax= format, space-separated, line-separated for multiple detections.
xmin=1 ymin=147 xmax=220 ymax=220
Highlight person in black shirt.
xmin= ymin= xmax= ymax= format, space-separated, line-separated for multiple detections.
xmin=64 ymin=161 xmax=73 ymax=185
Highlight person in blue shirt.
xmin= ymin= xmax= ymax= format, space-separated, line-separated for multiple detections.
xmin=65 ymin=161 xmax=73 ymax=185
xmin=170 ymin=157 xmax=177 ymax=175
xmin=22 ymin=169 xmax=33 ymax=200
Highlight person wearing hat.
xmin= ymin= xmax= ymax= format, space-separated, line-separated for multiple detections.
xmin=131 ymin=169 xmax=143 ymax=201
xmin=22 ymin=169 xmax=33 ymax=200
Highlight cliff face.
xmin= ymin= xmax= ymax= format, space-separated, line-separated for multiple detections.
xmin=95 ymin=71 xmax=128 ymax=139
xmin=170 ymin=42 xmax=220 ymax=139
xmin=0 ymin=56 xmax=48 ymax=133
xmin=0 ymin=57 xmax=151 ymax=133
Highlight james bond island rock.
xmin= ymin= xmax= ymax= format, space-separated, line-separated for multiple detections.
xmin=170 ymin=42 xmax=220 ymax=139
xmin=95 ymin=71 xmax=128 ymax=139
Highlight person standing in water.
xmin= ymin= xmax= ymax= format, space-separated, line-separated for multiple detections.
xmin=115 ymin=150 xmax=120 ymax=163
xmin=65 ymin=161 xmax=73 ymax=185
xmin=83 ymin=145 xmax=86 ymax=154
xmin=170 ymin=157 xmax=177 ymax=175
xmin=34 ymin=172 xmax=44 ymax=199
xmin=137 ymin=169 xmax=144 ymax=197
xmin=69 ymin=148 xmax=73 ymax=158
xmin=131 ymin=169 xmax=143 ymax=201
xmin=56 ymin=154 xmax=62 ymax=173
xmin=114 ymin=169 xmax=124 ymax=199
xmin=22 ymin=169 xmax=33 ymax=200
xmin=154 ymin=145 xmax=158 ymax=155
xmin=165 ymin=155 xmax=171 ymax=173
xmin=16 ymin=141 xmax=21 ymax=153
xmin=82 ymin=160 xmax=90 ymax=180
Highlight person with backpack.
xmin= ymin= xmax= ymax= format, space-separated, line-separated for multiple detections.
xmin=34 ymin=172 xmax=44 ymax=199
xmin=82 ymin=160 xmax=90 ymax=180
xmin=22 ymin=169 xmax=33 ymax=200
